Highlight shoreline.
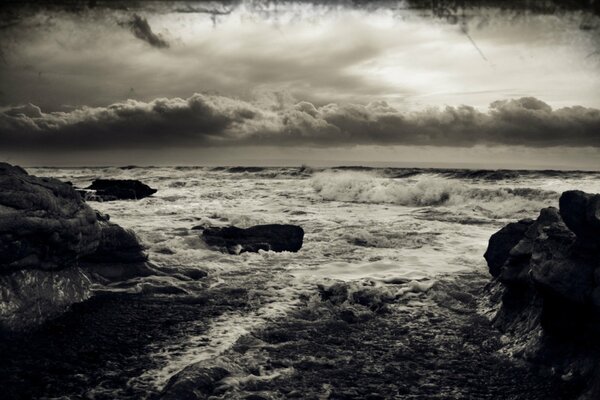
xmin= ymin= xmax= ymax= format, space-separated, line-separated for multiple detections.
xmin=0 ymin=271 xmax=583 ymax=400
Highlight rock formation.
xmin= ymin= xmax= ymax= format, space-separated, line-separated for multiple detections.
xmin=0 ymin=163 xmax=151 ymax=332
xmin=201 ymin=224 xmax=304 ymax=254
xmin=81 ymin=179 xmax=157 ymax=201
xmin=485 ymin=190 xmax=600 ymax=399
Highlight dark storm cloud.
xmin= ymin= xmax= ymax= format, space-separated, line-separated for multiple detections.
xmin=125 ymin=14 xmax=169 ymax=48
xmin=1 ymin=94 xmax=599 ymax=150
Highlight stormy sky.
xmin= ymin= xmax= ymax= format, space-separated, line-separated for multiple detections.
xmin=1 ymin=1 xmax=599 ymax=169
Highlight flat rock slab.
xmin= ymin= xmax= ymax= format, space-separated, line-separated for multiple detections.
xmin=84 ymin=179 xmax=157 ymax=201
xmin=202 ymin=224 xmax=304 ymax=254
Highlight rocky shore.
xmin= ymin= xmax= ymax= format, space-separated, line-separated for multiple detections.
xmin=158 ymin=274 xmax=581 ymax=400
xmin=1 ymin=162 xmax=599 ymax=400
xmin=0 ymin=163 xmax=153 ymax=332
xmin=484 ymin=190 xmax=600 ymax=399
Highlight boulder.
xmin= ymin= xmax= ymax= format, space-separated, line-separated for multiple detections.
xmin=498 ymin=208 xmax=563 ymax=286
xmin=0 ymin=163 xmax=152 ymax=332
xmin=0 ymin=163 xmax=101 ymax=273
xmin=84 ymin=222 xmax=147 ymax=264
xmin=485 ymin=190 xmax=600 ymax=399
xmin=83 ymin=179 xmax=157 ymax=201
xmin=559 ymin=190 xmax=600 ymax=249
xmin=529 ymin=218 xmax=594 ymax=304
xmin=202 ymin=224 xmax=304 ymax=254
xmin=483 ymin=218 xmax=533 ymax=277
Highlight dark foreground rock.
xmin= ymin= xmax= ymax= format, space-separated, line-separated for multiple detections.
xmin=485 ymin=190 xmax=600 ymax=400
xmin=0 ymin=163 xmax=152 ymax=332
xmin=82 ymin=179 xmax=157 ymax=201
xmin=202 ymin=224 xmax=304 ymax=254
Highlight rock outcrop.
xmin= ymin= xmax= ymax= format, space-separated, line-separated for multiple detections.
xmin=81 ymin=179 xmax=157 ymax=201
xmin=201 ymin=224 xmax=304 ymax=254
xmin=0 ymin=163 xmax=151 ymax=332
xmin=485 ymin=190 xmax=600 ymax=399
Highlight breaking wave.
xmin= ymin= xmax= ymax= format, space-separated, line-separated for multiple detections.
xmin=311 ymin=171 xmax=558 ymax=209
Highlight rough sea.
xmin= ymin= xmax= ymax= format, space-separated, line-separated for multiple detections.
xmin=25 ymin=166 xmax=600 ymax=398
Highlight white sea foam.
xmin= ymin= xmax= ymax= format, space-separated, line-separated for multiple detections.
xmin=310 ymin=170 xmax=558 ymax=219
xmin=129 ymin=296 xmax=302 ymax=391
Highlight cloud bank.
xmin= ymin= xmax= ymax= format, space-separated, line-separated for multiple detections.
xmin=1 ymin=94 xmax=599 ymax=150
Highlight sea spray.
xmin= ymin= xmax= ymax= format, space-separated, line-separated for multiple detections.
xmin=310 ymin=170 xmax=559 ymax=219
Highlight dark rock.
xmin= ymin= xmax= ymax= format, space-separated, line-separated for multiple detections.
xmin=95 ymin=210 xmax=110 ymax=221
xmin=0 ymin=163 xmax=153 ymax=332
xmin=499 ymin=208 xmax=563 ymax=286
xmin=530 ymin=219 xmax=594 ymax=304
xmin=485 ymin=190 xmax=600 ymax=400
xmin=0 ymin=163 xmax=101 ymax=273
xmin=0 ymin=268 xmax=91 ymax=332
xmin=559 ymin=190 xmax=590 ymax=237
xmin=559 ymin=190 xmax=600 ymax=249
xmin=0 ymin=162 xmax=98 ymax=330
xmin=84 ymin=179 xmax=157 ymax=201
xmin=202 ymin=224 xmax=304 ymax=254
xmin=587 ymin=195 xmax=600 ymax=230
xmin=84 ymin=222 xmax=147 ymax=264
xmin=160 ymin=365 xmax=230 ymax=400
xmin=483 ymin=218 xmax=533 ymax=277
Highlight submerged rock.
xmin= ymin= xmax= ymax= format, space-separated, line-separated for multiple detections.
xmin=0 ymin=163 xmax=152 ymax=332
xmin=83 ymin=179 xmax=157 ymax=201
xmin=202 ymin=224 xmax=304 ymax=254
xmin=484 ymin=190 xmax=600 ymax=399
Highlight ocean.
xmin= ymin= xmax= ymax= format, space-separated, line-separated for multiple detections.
xmin=22 ymin=165 xmax=600 ymax=398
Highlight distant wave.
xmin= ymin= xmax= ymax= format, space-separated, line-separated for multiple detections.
xmin=224 ymin=166 xmax=267 ymax=173
xmin=201 ymin=166 xmax=600 ymax=182
xmin=311 ymin=171 xmax=558 ymax=208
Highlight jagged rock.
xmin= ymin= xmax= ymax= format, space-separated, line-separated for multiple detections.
xmin=202 ymin=224 xmax=304 ymax=254
xmin=0 ymin=162 xmax=101 ymax=273
xmin=84 ymin=179 xmax=157 ymax=201
xmin=499 ymin=208 xmax=564 ymax=286
xmin=0 ymin=163 xmax=151 ymax=332
xmin=484 ymin=218 xmax=533 ymax=277
xmin=485 ymin=190 xmax=600 ymax=400
xmin=559 ymin=190 xmax=600 ymax=249
xmin=530 ymin=218 xmax=594 ymax=304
